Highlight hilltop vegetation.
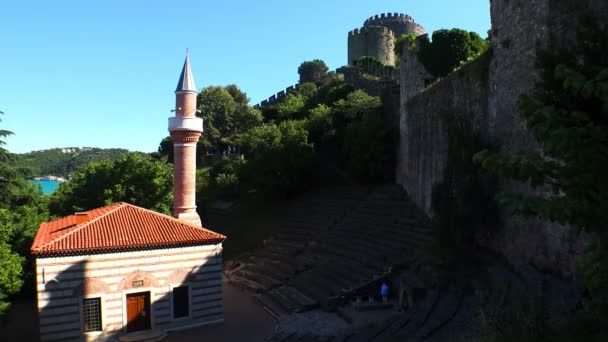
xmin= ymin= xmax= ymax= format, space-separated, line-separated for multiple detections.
xmin=0 ymin=112 xmax=49 ymax=315
xmin=9 ymin=147 xmax=131 ymax=178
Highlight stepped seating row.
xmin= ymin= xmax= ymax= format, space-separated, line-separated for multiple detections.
xmin=230 ymin=185 xmax=435 ymax=318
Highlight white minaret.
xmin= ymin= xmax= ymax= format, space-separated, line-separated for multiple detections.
xmin=168 ymin=53 xmax=203 ymax=226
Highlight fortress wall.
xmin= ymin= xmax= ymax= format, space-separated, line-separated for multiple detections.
xmin=348 ymin=29 xmax=367 ymax=66
xmin=399 ymin=58 xmax=489 ymax=215
xmin=365 ymin=26 xmax=395 ymax=66
xmin=347 ymin=26 xmax=396 ymax=66
xmin=397 ymin=0 xmax=607 ymax=274
xmin=258 ymin=83 xmax=301 ymax=108
xmin=364 ymin=13 xmax=426 ymax=37
xmin=481 ymin=0 xmax=606 ymax=273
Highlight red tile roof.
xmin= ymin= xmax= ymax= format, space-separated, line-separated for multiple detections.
xmin=31 ymin=202 xmax=226 ymax=256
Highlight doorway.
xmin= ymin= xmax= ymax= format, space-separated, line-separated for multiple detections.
xmin=126 ymin=292 xmax=151 ymax=333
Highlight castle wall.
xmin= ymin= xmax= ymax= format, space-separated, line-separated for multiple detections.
xmin=347 ymin=27 xmax=395 ymax=66
xmin=396 ymin=0 xmax=607 ymax=274
xmin=398 ymin=57 xmax=489 ymax=215
xmin=482 ymin=0 xmax=605 ymax=273
xmin=347 ymin=31 xmax=367 ymax=66
xmin=364 ymin=13 xmax=426 ymax=37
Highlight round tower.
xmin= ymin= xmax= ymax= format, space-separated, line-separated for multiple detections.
xmin=347 ymin=26 xmax=395 ymax=66
xmin=168 ymin=54 xmax=203 ymax=227
xmin=363 ymin=13 xmax=426 ymax=37
xmin=347 ymin=13 xmax=426 ymax=66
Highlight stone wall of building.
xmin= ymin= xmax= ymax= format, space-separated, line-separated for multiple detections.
xmin=396 ymin=0 xmax=608 ymax=274
xmin=481 ymin=0 xmax=606 ymax=273
xmin=398 ymin=56 xmax=489 ymax=214
xmin=35 ymin=244 xmax=223 ymax=341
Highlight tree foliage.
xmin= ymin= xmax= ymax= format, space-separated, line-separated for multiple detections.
xmin=298 ymin=59 xmax=329 ymax=83
xmin=194 ymin=85 xmax=262 ymax=156
xmin=394 ymin=33 xmax=417 ymax=58
xmin=0 ymin=112 xmax=49 ymax=316
xmin=417 ymin=28 xmax=489 ymax=78
xmin=49 ymin=153 xmax=173 ymax=216
xmin=0 ymin=111 xmax=14 ymax=162
xmin=238 ymin=121 xmax=317 ymax=197
xmin=9 ymin=147 xmax=130 ymax=178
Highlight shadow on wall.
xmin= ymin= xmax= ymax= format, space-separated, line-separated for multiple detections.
xmin=36 ymin=251 xmax=222 ymax=342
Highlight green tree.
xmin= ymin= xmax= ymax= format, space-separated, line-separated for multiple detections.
xmin=197 ymin=86 xmax=237 ymax=136
xmin=417 ymin=28 xmax=489 ymax=78
xmin=298 ymin=59 xmax=329 ymax=84
xmin=234 ymin=106 xmax=263 ymax=133
xmin=224 ymin=84 xmax=250 ymax=109
xmin=306 ymin=104 xmax=335 ymax=149
xmin=238 ymin=121 xmax=316 ymax=197
xmin=157 ymin=136 xmax=174 ymax=163
xmin=394 ymin=33 xmax=417 ymax=59
xmin=275 ymin=93 xmax=306 ymax=120
xmin=0 ymin=241 xmax=23 ymax=315
xmin=49 ymin=153 xmax=173 ymax=216
xmin=296 ymin=82 xmax=318 ymax=101
xmin=316 ymin=80 xmax=353 ymax=106
xmin=0 ymin=111 xmax=14 ymax=162
xmin=0 ymin=112 xmax=49 ymax=316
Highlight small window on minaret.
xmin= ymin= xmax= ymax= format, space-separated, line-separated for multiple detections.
xmin=172 ymin=286 xmax=189 ymax=318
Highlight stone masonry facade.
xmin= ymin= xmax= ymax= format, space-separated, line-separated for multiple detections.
xmin=36 ymin=245 xmax=223 ymax=341
xmin=396 ymin=0 xmax=608 ymax=275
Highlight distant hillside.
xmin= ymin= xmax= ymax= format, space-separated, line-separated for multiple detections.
xmin=10 ymin=147 xmax=133 ymax=178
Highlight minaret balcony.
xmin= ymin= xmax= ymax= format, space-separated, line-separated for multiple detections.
xmin=168 ymin=117 xmax=203 ymax=133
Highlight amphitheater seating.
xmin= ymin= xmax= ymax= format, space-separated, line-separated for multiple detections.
xmin=227 ymin=185 xmax=434 ymax=319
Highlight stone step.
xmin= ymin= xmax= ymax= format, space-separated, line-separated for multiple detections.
xmin=291 ymin=273 xmax=333 ymax=303
xmin=333 ymin=220 xmax=433 ymax=242
xmin=324 ymin=232 xmax=409 ymax=260
xmin=253 ymin=255 xmax=303 ymax=276
xmin=256 ymin=293 xmax=289 ymax=319
xmin=264 ymin=238 xmax=308 ymax=252
xmin=267 ymin=287 xmax=302 ymax=313
xmin=394 ymin=290 xmax=439 ymax=338
xmin=243 ymin=262 xmax=291 ymax=283
xmin=416 ymin=289 xmax=465 ymax=339
xmin=119 ymin=329 xmax=167 ymax=342
xmin=228 ymin=274 xmax=268 ymax=294
xmin=280 ymin=286 xmax=317 ymax=310
xmin=310 ymin=244 xmax=387 ymax=271
xmin=370 ymin=308 xmax=418 ymax=341
xmin=233 ymin=269 xmax=282 ymax=290
xmin=427 ymin=293 xmax=479 ymax=341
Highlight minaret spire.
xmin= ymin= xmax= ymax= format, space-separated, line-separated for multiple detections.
xmin=175 ymin=51 xmax=196 ymax=93
xmin=168 ymin=53 xmax=203 ymax=226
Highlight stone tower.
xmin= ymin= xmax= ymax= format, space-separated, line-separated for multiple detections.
xmin=348 ymin=13 xmax=426 ymax=66
xmin=168 ymin=54 xmax=203 ymax=226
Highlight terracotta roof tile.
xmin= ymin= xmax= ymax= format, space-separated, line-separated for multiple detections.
xmin=31 ymin=202 xmax=226 ymax=256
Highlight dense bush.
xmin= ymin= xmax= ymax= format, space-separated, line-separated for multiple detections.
xmin=0 ymin=112 xmax=50 ymax=316
xmin=238 ymin=121 xmax=317 ymax=198
xmin=49 ymin=153 xmax=173 ymax=216
xmin=417 ymin=28 xmax=489 ymax=78
xmin=298 ymin=59 xmax=329 ymax=83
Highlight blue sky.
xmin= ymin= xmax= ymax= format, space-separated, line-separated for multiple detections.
xmin=0 ymin=0 xmax=490 ymax=153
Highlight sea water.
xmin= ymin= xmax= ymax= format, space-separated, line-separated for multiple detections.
xmin=32 ymin=180 xmax=61 ymax=195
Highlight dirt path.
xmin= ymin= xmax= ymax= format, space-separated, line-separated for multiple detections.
xmin=166 ymin=280 xmax=276 ymax=342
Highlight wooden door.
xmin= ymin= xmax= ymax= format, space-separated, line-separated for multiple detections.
xmin=126 ymin=292 xmax=151 ymax=333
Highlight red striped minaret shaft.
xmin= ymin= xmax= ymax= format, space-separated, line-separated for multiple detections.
xmin=168 ymin=53 xmax=203 ymax=226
